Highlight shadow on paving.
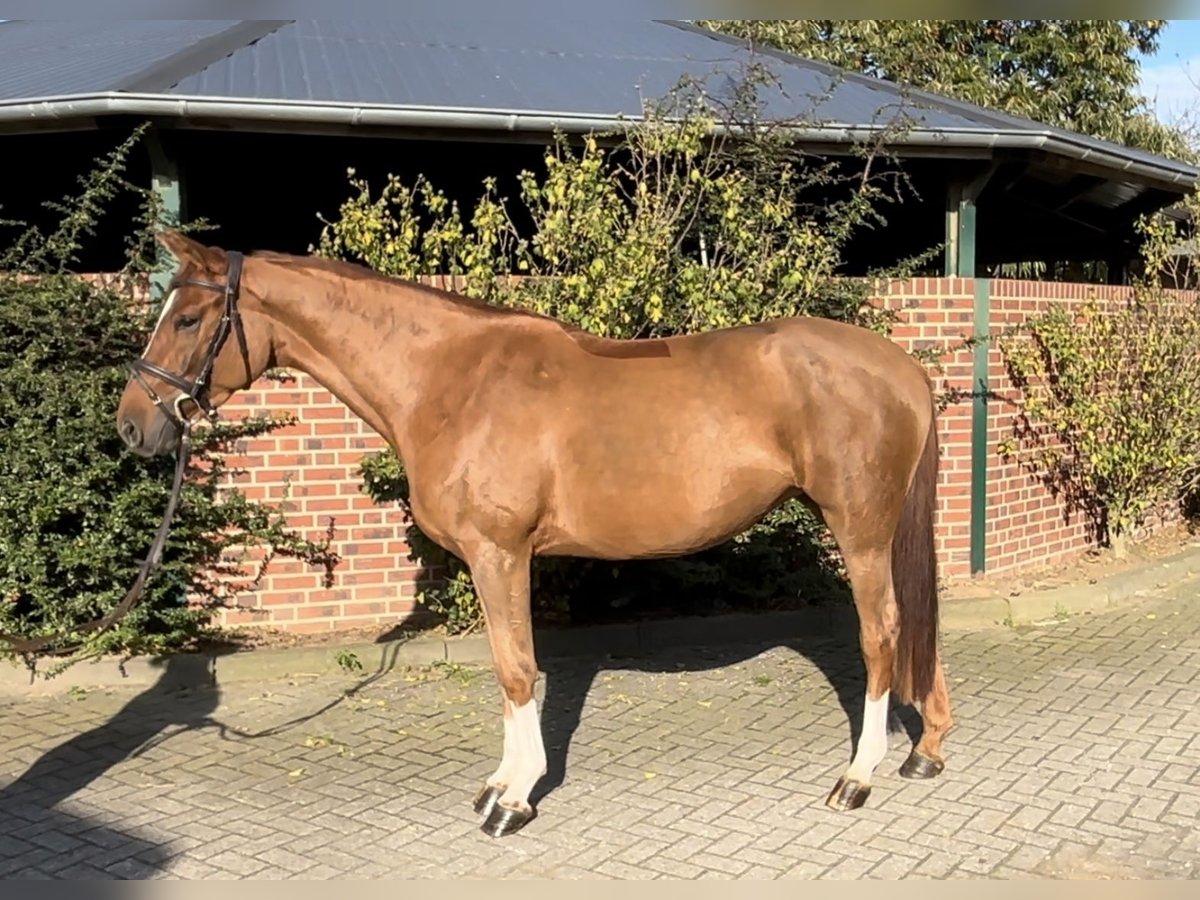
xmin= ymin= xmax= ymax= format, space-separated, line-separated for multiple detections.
xmin=530 ymin=610 xmax=923 ymax=807
xmin=0 ymin=655 xmax=219 ymax=879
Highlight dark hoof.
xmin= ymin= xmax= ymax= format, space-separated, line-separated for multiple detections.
xmin=826 ymin=777 xmax=871 ymax=811
xmin=480 ymin=801 xmax=536 ymax=838
xmin=473 ymin=784 xmax=503 ymax=817
xmin=898 ymin=750 xmax=945 ymax=780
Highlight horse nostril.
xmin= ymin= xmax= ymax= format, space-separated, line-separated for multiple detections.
xmin=119 ymin=418 xmax=143 ymax=449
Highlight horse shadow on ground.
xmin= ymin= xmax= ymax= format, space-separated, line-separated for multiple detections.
xmin=0 ymin=655 xmax=218 ymax=879
xmin=526 ymin=607 xmax=925 ymax=807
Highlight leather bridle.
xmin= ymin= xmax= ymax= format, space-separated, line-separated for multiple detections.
xmin=0 ymin=252 xmax=249 ymax=657
xmin=128 ymin=250 xmax=249 ymax=428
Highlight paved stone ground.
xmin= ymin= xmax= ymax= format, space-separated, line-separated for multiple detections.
xmin=2 ymin=580 xmax=1200 ymax=880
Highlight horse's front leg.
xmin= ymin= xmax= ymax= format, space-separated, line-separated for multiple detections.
xmin=464 ymin=541 xmax=545 ymax=838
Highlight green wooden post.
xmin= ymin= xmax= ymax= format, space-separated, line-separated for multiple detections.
xmin=945 ymin=178 xmax=989 ymax=575
xmin=944 ymin=183 xmax=962 ymax=276
xmin=954 ymin=191 xmax=989 ymax=575
xmin=146 ymin=129 xmax=186 ymax=301
xmin=970 ymin=277 xmax=990 ymax=576
xmin=957 ymin=194 xmax=976 ymax=277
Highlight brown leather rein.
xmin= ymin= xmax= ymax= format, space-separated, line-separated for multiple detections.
xmin=0 ymin=253 xmax=247 ymax=656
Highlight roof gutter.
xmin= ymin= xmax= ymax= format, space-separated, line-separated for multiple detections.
xmin=2 ymin=92 xmax=1195 ymax=188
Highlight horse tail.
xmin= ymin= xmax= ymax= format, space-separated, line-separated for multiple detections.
xmin=890 ymin=403 xmax=940 ymax=705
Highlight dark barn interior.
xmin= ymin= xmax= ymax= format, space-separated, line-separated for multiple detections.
xmin=2 ymin=122 xmax=1181 ymax=281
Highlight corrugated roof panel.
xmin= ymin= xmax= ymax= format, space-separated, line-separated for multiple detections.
xmin=171 ymin=18 xmax=1020 ymax=138
xmin=1088 ymin=181 xmax=1143 ymax=210
xmin=0 ymin=18 xmax=1193 ymax=184
xmin=0 ymin=20 xmax=240 ymax=101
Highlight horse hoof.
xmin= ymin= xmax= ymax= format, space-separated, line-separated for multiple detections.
xmin=898 ymin=750 xmax=945 ymax=780
xmin=826 ymin=777 xmax=870 ymax=811
xmin=480 ymin=802 xmax=536 ymax=838
xmin=473 ymin=784 xmax=503 ymax=817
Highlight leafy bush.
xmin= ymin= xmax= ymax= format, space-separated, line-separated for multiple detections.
xmin=1001 ymin=206 xmax=1200 ymax=555
xmin=0 ymin=129 xmax=333 ymax=663
xmin=322 ymin=76 xmax=921 ymax=631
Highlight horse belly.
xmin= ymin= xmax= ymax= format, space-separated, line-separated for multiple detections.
xmin=535 ymin=445 xmax=795 ymax=560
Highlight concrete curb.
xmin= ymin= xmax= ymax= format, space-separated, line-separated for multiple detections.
xmin=5 ymin=546 xmax=1199 ymax=697
xmin=941 ymin=545 xmax=1200 ymax=629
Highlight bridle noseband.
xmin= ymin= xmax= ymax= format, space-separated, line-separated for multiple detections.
xmin=128 ymin=251 xmax=249 ymax=428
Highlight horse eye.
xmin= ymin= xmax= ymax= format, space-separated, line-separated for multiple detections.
xmin=174 ymin=314 xmax=200 ymax=331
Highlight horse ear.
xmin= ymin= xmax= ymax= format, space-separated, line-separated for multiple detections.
xmin=155 ymin=229 xmax=223 ymax=269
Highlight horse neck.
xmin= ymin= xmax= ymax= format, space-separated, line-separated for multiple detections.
xmin=251 ymin=263 xmax=460 ymax=456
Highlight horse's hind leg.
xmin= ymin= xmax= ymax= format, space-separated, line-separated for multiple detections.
xmin=824 ymin=543 xmax=898 ymax=811
xmin=464 ymin=541 xmax=546 ymax=838
xmin=901 ymin=651 xmax=953 ymax=779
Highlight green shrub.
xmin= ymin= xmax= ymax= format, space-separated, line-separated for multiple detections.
xmin=321 ymin=76 xmax=922 ymax=631
xmin=0 ymin=129 xmax=333 ymax=664
xmin=1001 ymin=205 xmax=1200 ymax=554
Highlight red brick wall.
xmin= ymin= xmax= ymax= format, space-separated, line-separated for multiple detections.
xmin=216 ymin=384 xmax=414 ymax=633
xmin=110 ymin=274 xmax=1191 ymax=631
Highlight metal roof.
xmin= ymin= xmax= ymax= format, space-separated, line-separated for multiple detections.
xmin=0 ymin=17 xmax=1195 ymax=191
xmin=0 ymin=20 xmax=241 ymax=98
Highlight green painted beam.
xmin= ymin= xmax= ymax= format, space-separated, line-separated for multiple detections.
xmin=956 ymin=191 xmax=989 ymax=575
xmin=970 ymin=278 xmax=990 ymax=576
xmin=146 ymin=130 xmax=186 ymax=301
xmin=945 ymin=174 xmax=991 ymax=576
xmin=957 ymin=194 xmax=976 ymax=278
xmin=943 ymin=183 xmax=962 ymax=276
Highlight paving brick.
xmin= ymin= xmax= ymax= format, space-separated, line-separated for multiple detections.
xmin=2 ymin=581 xmax=1199 ymax=879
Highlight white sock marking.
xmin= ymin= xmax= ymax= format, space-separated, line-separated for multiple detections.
xmin=486 ymin=702 xmax=518 ymax=789
xmin=496 ymin=698 xmax=546 ymax=811
xmin=844 ymin=693 xmax=890 ymax=784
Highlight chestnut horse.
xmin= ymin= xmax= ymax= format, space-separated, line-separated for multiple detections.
xmin=117 ymin=231 xmax=953 ymax=838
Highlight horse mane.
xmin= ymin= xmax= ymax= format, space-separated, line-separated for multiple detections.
xmin=249 ymin=250 xmax=675 ymax=357
xmin=250 ymin=250 xmax=559 ymax=324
